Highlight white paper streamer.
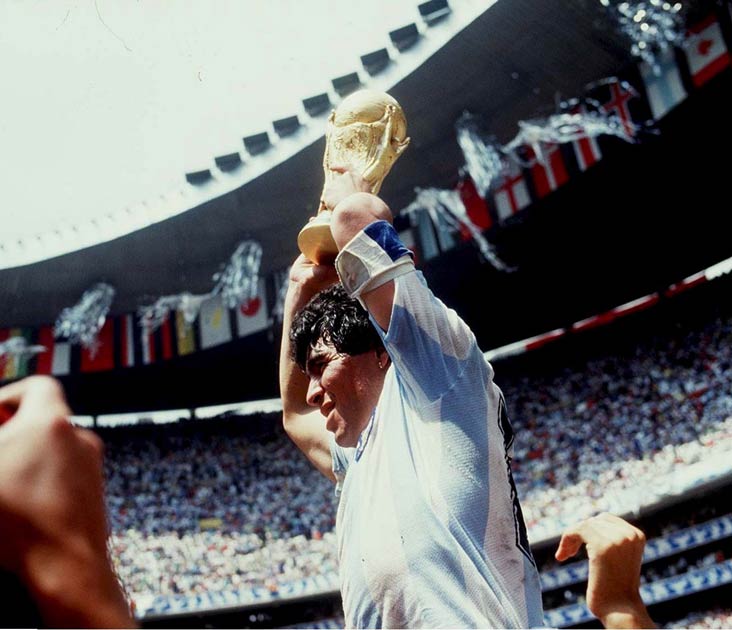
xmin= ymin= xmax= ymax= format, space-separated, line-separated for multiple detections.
xmin=600 ymin=0 xmax=685 ymax=72
xmin=503 ymin=108 xmax=638 ymax=166
xmin=455 ymin=112 xmax=506 ymax=197
xmin=138 ymin=292 xmax=209 ymax=332
xmin=212 ymin=240 xmax=263 ymax=310
xmin=0 ymin=336 xmax=47 ymax=359
xmin=403 ymin=188 xmax=515 ymax=272
xmin=271 ymin=267 xmax=291 ymax=324
xmin=54 ymin=282 xmax=115 ymax=351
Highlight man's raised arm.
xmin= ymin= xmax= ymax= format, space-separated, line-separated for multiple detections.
xmin=327 ymin=170 xmax=400 ymax=333
xmin=279 ymin=254 xmax=338 ymax=481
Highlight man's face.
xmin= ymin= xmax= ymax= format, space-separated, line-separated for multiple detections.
xmin=305 ymin=338 xmax=384 ymax=447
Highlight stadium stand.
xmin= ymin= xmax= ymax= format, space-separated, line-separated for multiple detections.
xmin=95 ymin=273 xmax=732 ymax=626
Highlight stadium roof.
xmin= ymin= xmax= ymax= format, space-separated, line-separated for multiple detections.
xmin=0 ymin=0 xmax=697 ymax=327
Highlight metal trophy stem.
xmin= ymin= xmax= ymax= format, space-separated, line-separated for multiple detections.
xmin=297 ymin=211 xmax=338 ymax=264
xmin=297 ymin=89 xmax=410 ymax=264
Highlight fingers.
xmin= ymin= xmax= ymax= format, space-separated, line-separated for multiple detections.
xmin=0 ymin=377 xmax=71 ymax=428
xmin=556 ymin=513 xmax=646 ymax=561
xmin=555 ymin=530 xmax=584 ymax=562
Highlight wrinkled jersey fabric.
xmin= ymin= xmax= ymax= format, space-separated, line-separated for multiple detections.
xmin=330 ymin=221 xmax=544 ymax=628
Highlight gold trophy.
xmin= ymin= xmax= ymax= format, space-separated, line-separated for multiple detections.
xmin=297 ymin=89 xmax=410 ymax=264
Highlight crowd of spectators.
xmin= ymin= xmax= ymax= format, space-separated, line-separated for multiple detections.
xmin=504 ymin=311 xmax=732 ymax=540
xmin=103 ymin=418 xmax=338 ymax=600
xmin=666 ymin=608 xmax=732 ymax=628
xmin=101 ymin=303 xmax=732 ymax=614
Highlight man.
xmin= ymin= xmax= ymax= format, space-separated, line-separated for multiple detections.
xmin=0 ymin=383 xmax=652 ymax=628
xmin=280 ymin=170 xmax=544 ymax=627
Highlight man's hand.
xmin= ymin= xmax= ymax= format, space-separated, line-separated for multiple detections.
xmin=556 ymin=513 xmax=654 ymax=629
xmin=0 ymin=376 xmax=134 ymax=628
xmin=289 ymin=252 xmax=339 ymax=295
xmin=321 ymin=166 xmax=372 ymax=211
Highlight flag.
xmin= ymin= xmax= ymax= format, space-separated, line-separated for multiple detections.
xmin=527 ymin=145 xmax=569 ymax=199
xmin=35 ymin=326 xmax=71 ymax=376
xmin=432 ymin=210 xmax=457 ymax=252
xmin=639 ymin=48 xmax=687 ymax=120
xmin=493 ymin=163 xmax=531 ymax=221
xmin=175 ymin=310 xmax=197 ymax=356
xmin=140 ymin=319 xmax=156 ymax=365
xmin=80 ymin=319 xmax=115 ymax=372
xmin=411 ymin=208 xmax=440 ymax=261
xmin=118 ymin=314 xmax=136 ymax=368
xmin=0 ymin=328 xmax=33 ymax=380
xmin=235 ymin=280 xmax=269 ymax=337
xmin=159 ymin=312 xmax=175 ymax=360
xmin=600 ymin=80 xmax=637 ymax=139
xmin=569 ymin=104 xmax=603 ymax=171
xmin=0 ymin=328 xmax=11 ymax=379
xmin=199 ymin=295 xmax=233 ymax=349
xmin=684 ymin=14 xmax=731 ymax=87
xmin=457 ymin=176 xmax=492 ymax=239
xmin=398 ymin=226 xmax=418 ymax=260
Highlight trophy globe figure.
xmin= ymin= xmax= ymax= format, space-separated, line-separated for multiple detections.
xmin=297 ymin=89 xmax=410 ymax=263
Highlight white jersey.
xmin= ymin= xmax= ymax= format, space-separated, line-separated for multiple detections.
xmin=331 ymin=221 xmax=544 ymax=628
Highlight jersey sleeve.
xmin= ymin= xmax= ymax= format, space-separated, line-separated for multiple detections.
xmin=336 ymin=220 xmax=486 ymax=408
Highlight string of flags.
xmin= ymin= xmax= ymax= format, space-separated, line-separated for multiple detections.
xmin=0 ymin=7 xmax=730 ymax=383
xmin=396 ymin=6 xmax=731 ymax=265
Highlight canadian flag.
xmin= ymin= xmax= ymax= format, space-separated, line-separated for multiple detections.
xmin=684 ymin=15 xmax=731 ymax=88
xmin=493 ymin=164 xmax=531 ymax=221
xmin=527 ymin=145 xmax=569 ymax=199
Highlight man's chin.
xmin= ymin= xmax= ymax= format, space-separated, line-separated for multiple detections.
xmin=334 ymin=431 xmax=358 ymax=449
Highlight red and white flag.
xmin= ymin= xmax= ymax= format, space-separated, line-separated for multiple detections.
xmin=80 ymin=319 xmax=115 ymax=373
xmin=684 ymin=14 xmax=731 ymax=87
xmin=236 ymin=280 xmax=269 ymax=338
xmin=493 ymin=164 xmax=531 ymax=221
xmin=527 ymin=145 xmax=569 ymax=199
xmin=34 ymin=326 xmax=71 ymax=376
xmin=159 ymin=313 xmax=175 ymax=360
xmin=141 ymin=322 xmax=156 ymax=365
xmin=119 ymin=314 xmax=136 ymax=368
xmin=457 ymin=176 xmax=492 ymax=238
xmin=601 ymin=80 xmax=637 ymax=139
xmin=570 ymin=105 xmax=603 ymax=171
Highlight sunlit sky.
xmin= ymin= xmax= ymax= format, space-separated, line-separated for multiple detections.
xmin=1 ymin=0 xmax=477 ymax=246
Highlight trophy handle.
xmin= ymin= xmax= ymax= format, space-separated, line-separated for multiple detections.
xmin=297 ymin=211 xmax=338 ymax=264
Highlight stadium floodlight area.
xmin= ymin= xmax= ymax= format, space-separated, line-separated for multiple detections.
xmin=194 ymin=398 xmax=283 ymax=419
xmin=70 ymin=415 xmax=94 ymax=428
xmin=97 ymin=408 xmax=192 ymax=427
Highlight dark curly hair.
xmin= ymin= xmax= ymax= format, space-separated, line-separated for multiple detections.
xmin=290 ymin=284 xmax=384 ymax=371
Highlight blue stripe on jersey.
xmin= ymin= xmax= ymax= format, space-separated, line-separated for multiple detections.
xmin=364 ymin=220 xmax=413 ymax=263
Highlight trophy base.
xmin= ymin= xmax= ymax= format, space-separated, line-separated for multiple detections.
xmin=298 ymin=213 xmax=339 ymax=264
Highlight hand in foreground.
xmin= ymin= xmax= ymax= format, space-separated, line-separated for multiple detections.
xmin=321 ymin=166 xmax=372 ymax=211
xmin=0 ymin=376 xmax=134 ymax=628
xmin=556 ymin=513 xmax=654 ymax=629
